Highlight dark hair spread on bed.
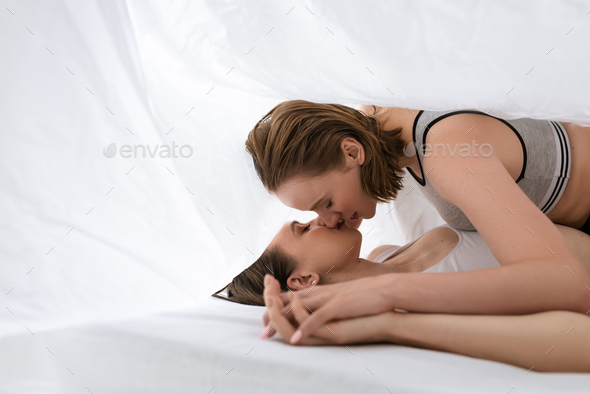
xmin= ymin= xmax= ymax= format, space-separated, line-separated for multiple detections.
xmin=226 ymin=245 xmax=297 ymax=306
xmin=245 ymin=100 xmax=406 ymax=203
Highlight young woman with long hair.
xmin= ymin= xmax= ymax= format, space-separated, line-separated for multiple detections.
xmin=225 ymin=214 xmax=590 ymax=372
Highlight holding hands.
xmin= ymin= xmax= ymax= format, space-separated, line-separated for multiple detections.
xmin=261 ymin=274 xmax=401 ymax=346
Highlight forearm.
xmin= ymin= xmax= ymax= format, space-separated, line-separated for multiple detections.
xmin=383 ymin=260 xmax=590 ymax=314
xmin=387 ymin=311 xmax=590 ymax=372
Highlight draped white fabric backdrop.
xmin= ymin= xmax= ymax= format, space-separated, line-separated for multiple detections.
xmin=1 ymin=0 xmax=589 ymax=337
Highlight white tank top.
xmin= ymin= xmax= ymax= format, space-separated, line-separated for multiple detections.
xmin=372 ymin=224 xmax=501 ymax=273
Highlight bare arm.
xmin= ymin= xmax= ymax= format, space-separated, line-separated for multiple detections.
xmin=269 ymin=256 xmax=589 ymax=344
xmin=265 ymin=275 xmax=590 ymax=373
xmin=387 ymin=310 xmax=590 ymax=373
xmin=381 ymin=259 xmax=588 ymax=314
xmin=405 ymin=115 xmax=590 ymax=313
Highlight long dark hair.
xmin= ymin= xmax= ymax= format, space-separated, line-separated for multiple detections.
xmin=223 ymin=245 xmax=297 ymax=306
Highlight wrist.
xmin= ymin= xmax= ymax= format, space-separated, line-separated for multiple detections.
xmin=384 ymin=311 xmax=412 ymax=344
xmin=377 ymin=272 xmax=401 ymax=311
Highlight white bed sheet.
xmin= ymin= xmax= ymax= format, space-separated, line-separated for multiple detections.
xmin=2 ymin=296 xmax=589 ymax=394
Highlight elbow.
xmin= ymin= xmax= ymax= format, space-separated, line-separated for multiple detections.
xmin=560 ymin=257 xmax=590 ymax=314
xmin=573 ymin=272 xmax=590 ymax=314
xmin=577 ymin=284 xmax=590 ymax=314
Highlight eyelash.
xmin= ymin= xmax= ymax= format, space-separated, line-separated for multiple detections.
xmin=326 ymin=201 xmax=332 ymax=210
xmin=303 ymin=224 xmax=311 ymax=233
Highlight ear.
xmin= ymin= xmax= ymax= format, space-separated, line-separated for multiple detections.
xmin=286 ymin=272 xmax=320 ymax=291
xmin=340 ymin=137 xmax=365 ymax=166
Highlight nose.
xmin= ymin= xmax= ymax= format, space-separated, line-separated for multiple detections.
xmin=315 ymin=216 xmax=327 ymax=227
xmin=316 ymin=212 xmax=341 ymax=229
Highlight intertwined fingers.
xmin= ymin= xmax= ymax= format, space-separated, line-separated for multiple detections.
xmin=262 ymin=275 xmax=315 ymax=339
xmin=262 ymin=275 xmax=292 ymax=337
xmin=266 ymin=294 xmax=295 ymax=340
xmin=262 ymin=275 xmax=337 ymax=341
xmin=289 ymin=292 xmax=311 ymax=326
xmin=262 ymin=294 xmax=294 ymax=327
xmin=265 ymin=293 xmax=325 ymax=346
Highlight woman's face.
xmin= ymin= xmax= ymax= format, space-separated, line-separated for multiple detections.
xmin=267 ymin=215 xmax=364 ymax=289
xmin=274 ymin=137 xmax=378 ymax=229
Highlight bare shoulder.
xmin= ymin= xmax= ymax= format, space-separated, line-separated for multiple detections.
xmin=425 ymin=112 xmax=507 ymax=144
xmin=367 ymin=244 xmax=398 ymax=262
xmin=358 ymin=105 xmax=394 ymax=118
xmin=367 ymin=227 xmax=459 ymax=262
xmin=415 ymin=226 xmax=459 ymax=253
xmin=423 ymin=112 xmax=522 ymax=160
xmin=425 ymin=226 xmax=459 ymax=243
xmin=359 ymin=105 xmax=398 ymax=131
xmin=422 ymin=112 xmax=525 ymax=195
xmin=359 ymin=104 xmax=380 ymax=116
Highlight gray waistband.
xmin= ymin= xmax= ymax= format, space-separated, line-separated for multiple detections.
xmin=537 ymin=121 xmax=571 ymax=214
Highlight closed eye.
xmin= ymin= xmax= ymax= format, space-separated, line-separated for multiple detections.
xmin=303 ymin=224 xmax=311 ymax=233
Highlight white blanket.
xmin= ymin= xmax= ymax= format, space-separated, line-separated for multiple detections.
xmin=1 ymin=0 xmax=589 ymax=391
xmin=2 ymin=297 xmax=589 ymax=394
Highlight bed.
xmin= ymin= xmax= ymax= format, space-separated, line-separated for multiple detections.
xmin=3 ymin=296 xmax=590 ymax=394
xmin=1 ymin=0 xmax=589 ymax=392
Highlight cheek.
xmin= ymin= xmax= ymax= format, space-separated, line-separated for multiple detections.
xmin=351 ymin=176 xmax=367 ymax=205
xmin=342 ymin=197 xmax=360 ymax=215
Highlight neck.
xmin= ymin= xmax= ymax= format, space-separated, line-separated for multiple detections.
xmin=382 ymin=107 xmax=421 ymax=171
xmin=322 ymin=257 xmax=410 ymax=284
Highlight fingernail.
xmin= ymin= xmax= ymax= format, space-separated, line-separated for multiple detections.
xmin=261 ymin=324 xmax=271 ymax=339
xmin=290 ymin=329 xmax=302 ymax=344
